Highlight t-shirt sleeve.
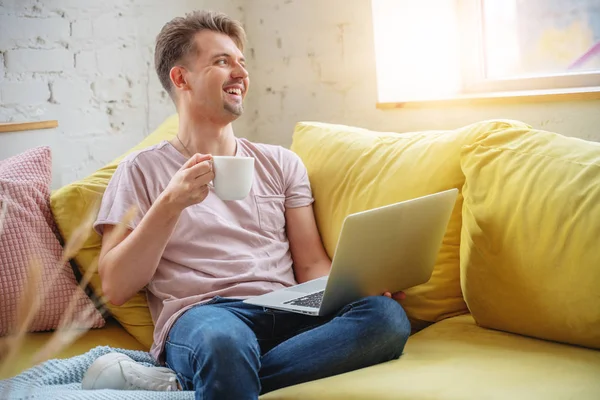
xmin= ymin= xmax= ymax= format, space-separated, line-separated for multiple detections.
xmin=93 ymin=160 xmax=152 ymax=236
xmin=282 ymin=149 xmax=314 ymax=209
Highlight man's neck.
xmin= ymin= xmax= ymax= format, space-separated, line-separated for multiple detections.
xmin=176 ymin=113 xmax=237 ymax=157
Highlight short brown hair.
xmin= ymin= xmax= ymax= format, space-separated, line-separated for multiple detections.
xmin=154 ymin=10 xmax=246 ymax=98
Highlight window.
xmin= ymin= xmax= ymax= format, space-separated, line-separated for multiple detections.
xmin=372 ymin=0 xmax=600 ymax=104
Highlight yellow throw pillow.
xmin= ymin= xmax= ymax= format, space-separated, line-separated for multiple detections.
xmin=460 ymin=127 xmax=600 ymax=349
xmin=291 ymin=119 xmax=530 ymax=324
xmin=50 ymin=114 xmax=179 ymax=349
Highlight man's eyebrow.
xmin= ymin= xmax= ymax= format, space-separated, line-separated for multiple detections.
xmin=211 ymin=53 xmax=230 ymax=59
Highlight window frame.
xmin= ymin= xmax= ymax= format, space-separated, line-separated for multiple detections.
xmin=457 ymin=0 xmax=600 ymax=95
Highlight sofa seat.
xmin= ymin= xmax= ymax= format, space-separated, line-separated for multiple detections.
xmin=1 ymin=318 xmax=147 ymax=380
xmin=263 ymin=314 xmax=600 ymax=400
xmin=6 ymin=313 xmax=599 ymax=397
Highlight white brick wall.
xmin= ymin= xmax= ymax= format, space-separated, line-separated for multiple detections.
xmin=71 ymin=19 xmax=92 ymax=39
xmin=51 ymin=77 xmax=93 ymax=106
xmin=1 ymin=80 xmax=50 ymax=104
xmin=0 ymin=17 xmax=70 ymax=49
xmin=2 ymin=0 xmax=598 ymax=190
xmin=0 ymin=52 xmax=5 ymax=85
xmin=0 ymin=0 xmax=244 ymax=187
xmin=74 ymin=50 xmax=95 ymax=72
xmin=91 ymin=77 xmax=130 ymax=102
xmin=91 ymin=14 xmax=137 ymax=41
xmin=5 ymin=49 xmax=73 ymax=72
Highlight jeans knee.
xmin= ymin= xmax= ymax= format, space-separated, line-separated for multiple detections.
xmin=358 ymin=296 xmax=411 ymax=348
xmin=197 ymin=327 xmax=259 ymax=362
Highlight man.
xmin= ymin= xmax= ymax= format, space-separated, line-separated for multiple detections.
xmin=84 ymin=10 xmax=410 ymax=400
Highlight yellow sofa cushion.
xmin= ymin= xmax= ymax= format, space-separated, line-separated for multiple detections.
xmin=50 ymin=114 xmax=179 ymax=349
xmin=290 ymin=120 xmax=529 ymax=324
xmin=0 ymin=319 xmax=146 ymax=380
xmin=262 ymin=314 xmax=600 ymax=400
xmin=460 ymin=127 xmax=600 ymax=349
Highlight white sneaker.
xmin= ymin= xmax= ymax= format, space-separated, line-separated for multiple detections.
xmin=82 ymin=352 xmax=180 ymax=391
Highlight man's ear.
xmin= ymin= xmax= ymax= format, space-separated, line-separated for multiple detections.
xmin=170 ymin=66 xmax=190 ymax=91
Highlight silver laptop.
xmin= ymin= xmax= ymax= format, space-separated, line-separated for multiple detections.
xmin=244 ymin=188 xmax=458 ymax=316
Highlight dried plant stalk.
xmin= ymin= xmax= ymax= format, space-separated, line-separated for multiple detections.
xmin=0 ymin=208 xmax=95 ymax=378
xmin=13 ymin=205 xmax=137 ymax=367
xmin=104 ymin=205 xmax=137 ymax=249
xmin=11 ymin=208 xmax=99 ymax=336
xmin=0 ymin=200 xmax=8 ymax=238
xmin=56 ymin=258 xmax=99 ymax=328
xmin=0 ymin=204 xmax=137 ymax=398
xmin=14 ymin=257 xmax=43 ymax=336
xmin=31 ymin=300 xmax=106 ymax=366
xmin=60 ymin=208 xmax=97 ymax=264
xmin=0 ymin=337 xmax=8 ymax=359
xmin=0 ymin=256 xmax=43 ymax=378
xmin=54 ymin=204 xmax=136 ymax=330
xmin=0 ymin=199 xmax=9 ymax=364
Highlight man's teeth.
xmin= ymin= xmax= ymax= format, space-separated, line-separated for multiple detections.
xmin=225 ymin=88 xmax=242 ymax=95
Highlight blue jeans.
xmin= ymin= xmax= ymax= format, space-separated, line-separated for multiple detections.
xmin=164 ymin=295 xmax=410 ymax=400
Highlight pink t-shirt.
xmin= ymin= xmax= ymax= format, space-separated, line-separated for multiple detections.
xmin=94 ymin=138 xmax=314 ymax=362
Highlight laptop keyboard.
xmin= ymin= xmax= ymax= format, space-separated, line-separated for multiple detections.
xmin=283 ymin=290 xmax=325 ymax=309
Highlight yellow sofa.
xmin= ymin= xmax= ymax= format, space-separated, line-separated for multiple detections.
xmin=10 ymin=117 xmax=600 ymax=399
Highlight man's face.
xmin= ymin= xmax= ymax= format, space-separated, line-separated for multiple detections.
xmin=178 ymin=30 xmax=249 ymax=121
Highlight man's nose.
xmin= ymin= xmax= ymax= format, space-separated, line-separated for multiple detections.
xmin=232 ymin=62 xmax=248 ymax=79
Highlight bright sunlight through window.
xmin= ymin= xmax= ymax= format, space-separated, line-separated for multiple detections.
xmin=372 ymin=0 xmax=600 ymax=104
xmin=371 ymin=0 xmax=461 ymax=103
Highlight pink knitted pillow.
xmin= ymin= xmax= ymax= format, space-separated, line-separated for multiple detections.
xmin=0 ymin=147 xmax=105 ymax=334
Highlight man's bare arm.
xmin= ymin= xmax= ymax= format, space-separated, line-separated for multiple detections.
xmin=99 ymin=197 xmax=182 ymax=306
xmin=285 ymin=204 xmax=332 ymax=283
xmin=99 ymin=153 xmax=214 ymax=306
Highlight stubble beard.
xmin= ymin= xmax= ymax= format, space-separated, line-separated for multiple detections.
xmin=224 ymin=101 xmax=243 ymax=116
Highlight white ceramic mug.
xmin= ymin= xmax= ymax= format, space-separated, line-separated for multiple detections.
xmin=211 ymin=156 xmax=254 ymax=201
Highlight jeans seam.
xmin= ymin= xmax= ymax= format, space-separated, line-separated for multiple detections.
xmin=165 ymin=340 xmax=202 ymax=387
xmin=265 ymin=320 xmax=325 ymax=354
xmin=337 ymin=302 xmax=354 ymax=316
xmin=165 ymin=360 xmax=190 ymax=392
xmin=270 ymin=311 xmax=276 ymax=339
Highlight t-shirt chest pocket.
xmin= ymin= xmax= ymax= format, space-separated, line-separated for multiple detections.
xmin=255 ymin=195 xmax=286 ymax=233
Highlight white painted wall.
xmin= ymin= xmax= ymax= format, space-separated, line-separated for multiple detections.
xmin=1 ymin=0 xmax=598 ymax=189
xmin=243 ymin=0 xmax=600 ymax=146
xmin=0 ymin=0 xmax=244 ymax=188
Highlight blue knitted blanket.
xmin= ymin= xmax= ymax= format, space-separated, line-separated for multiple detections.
xmin=0 ymin=346 xmax=194 ymax=400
